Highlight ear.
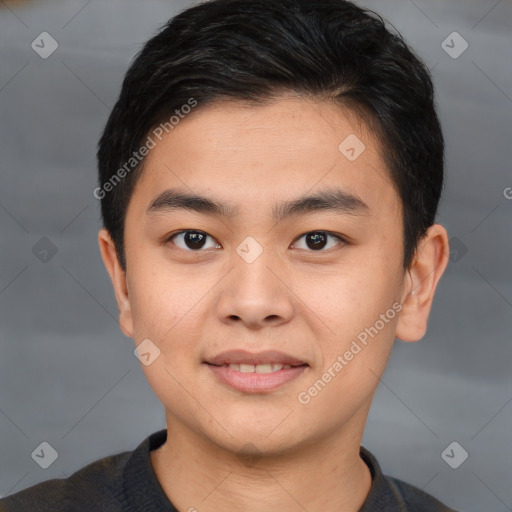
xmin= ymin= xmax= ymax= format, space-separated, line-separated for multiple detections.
xmin=97 ymin=228 xmax=134 ymax=338
xmin=395 ymin=224 xmax=450 ymax=342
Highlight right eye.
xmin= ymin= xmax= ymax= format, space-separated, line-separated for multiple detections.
xmin=166 ymin=230 xmax=221 ymax=251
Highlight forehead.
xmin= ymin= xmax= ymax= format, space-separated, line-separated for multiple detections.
xmin=130 ymin=96 xmax=400 ymax=219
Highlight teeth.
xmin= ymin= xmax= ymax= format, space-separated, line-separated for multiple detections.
xmin=227 ymin=363 xmax=293 ymax=373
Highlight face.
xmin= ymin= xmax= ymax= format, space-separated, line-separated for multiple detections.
xmin=100 ymin=96 xmax=436 ymax=457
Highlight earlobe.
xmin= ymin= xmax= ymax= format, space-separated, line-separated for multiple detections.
xmin=395 ymin=224 xmax=450 ymax=342
xmin=97 ymin=229 xmax=134 ymax=338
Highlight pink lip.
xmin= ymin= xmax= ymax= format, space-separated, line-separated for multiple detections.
xmin=205 ymin=363 xmax=308 ymax=393
xmin=205 ymin=349 xmax=307 ymax=367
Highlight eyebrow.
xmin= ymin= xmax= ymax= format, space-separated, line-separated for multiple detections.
xmin=146 ymin=187 xmax=370 ymax=222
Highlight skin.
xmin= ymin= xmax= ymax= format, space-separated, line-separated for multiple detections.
xmin=98 ymin=95 xmax=449 ymax=512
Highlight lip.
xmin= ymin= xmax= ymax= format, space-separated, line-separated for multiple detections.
xmin=205 ymin=363 xmax=308 ymax=393
xmin=204 ymin=349 xmax=308 ymax=367
xmin=204 ymin=350 xmax=309 ymax=393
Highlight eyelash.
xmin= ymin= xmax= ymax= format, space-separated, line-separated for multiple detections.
xmin=165 ymin=230 xmax=347 ymax=253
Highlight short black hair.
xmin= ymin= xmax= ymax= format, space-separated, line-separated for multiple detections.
xmin=97 ymin=0 xmax=444 ymax=272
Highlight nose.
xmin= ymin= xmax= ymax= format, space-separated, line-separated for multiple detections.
xmin=214 ymin=243 xmax=294 ymax=329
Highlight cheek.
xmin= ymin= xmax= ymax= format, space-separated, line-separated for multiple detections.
xmin=127 ymin=258 xmax=217 ymax=357
xmin=299 ymin=262 xmax=391 ymax=322
xmin=127 ymin=261 xmax=188 ymax=341
xmin=303 ymin=259 xmax=402 ymax=356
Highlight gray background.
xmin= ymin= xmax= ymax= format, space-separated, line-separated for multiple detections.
xmin=0 ymin=0 xmax=511 ymax=511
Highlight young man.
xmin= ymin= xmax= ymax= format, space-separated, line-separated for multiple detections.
xmin=1 ymin=0 xmax=456 ymax=510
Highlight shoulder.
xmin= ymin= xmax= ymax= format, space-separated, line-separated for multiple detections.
xmin=0 ymin=449 xmax=131 ymax=512
xmin=359 ymin=446 xmax=459 ymax=512
xmin=385 ymin=475 xmax=459 ymax=512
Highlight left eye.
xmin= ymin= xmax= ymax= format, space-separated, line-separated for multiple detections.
xmin=168 ymin=230 xmax=220 ymax=251
xmin=292 ymin=231 xmax=345 ymax=251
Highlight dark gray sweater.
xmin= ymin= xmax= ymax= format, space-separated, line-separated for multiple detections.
xmin=0 ymin=429 xmax=458 ymax=511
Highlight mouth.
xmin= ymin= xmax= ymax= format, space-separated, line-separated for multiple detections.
xmin=204 ymin=349 xmax=308 ymax=368
xmin=206 ymin=362 xmax=307 ymax=373
xmin=203 ymin=350 xmax=309 ymax=393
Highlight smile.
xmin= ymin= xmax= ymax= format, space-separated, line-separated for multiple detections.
xmin=219 ymin=363 xmax=295 ymax=373
xmin=205 ymin=362 xmax=308 ymax=393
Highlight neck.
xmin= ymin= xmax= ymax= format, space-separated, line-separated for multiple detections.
xmin=150 ymin=417 xmax=373 ymax=512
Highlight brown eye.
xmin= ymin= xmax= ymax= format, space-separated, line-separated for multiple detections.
xmin=293 ymin=231 xmax=345 ymax=251
xmin=168 ymin=230 xmax=220 ymax=251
